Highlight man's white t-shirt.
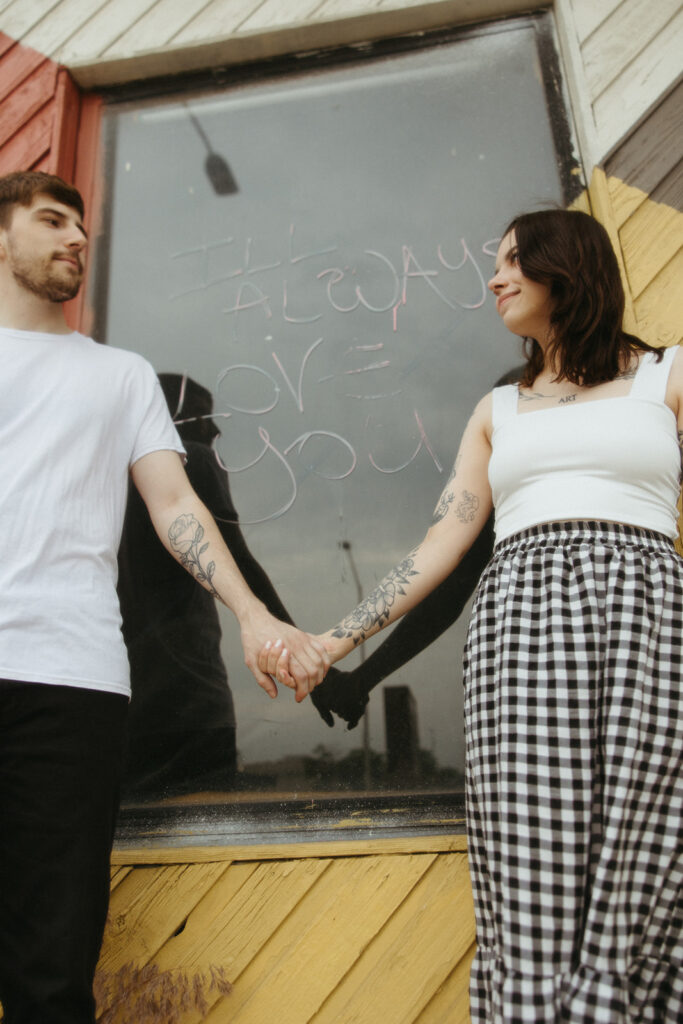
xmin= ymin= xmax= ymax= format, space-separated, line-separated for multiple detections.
xmin=0 ymin=327 xmax=185 ymax=697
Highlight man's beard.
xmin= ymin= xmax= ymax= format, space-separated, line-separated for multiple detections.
xmin=8 ymin=242 xmax=83 ymax=303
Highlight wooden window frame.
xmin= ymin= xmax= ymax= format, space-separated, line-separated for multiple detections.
xmin=71 ymin=10 xmax=580 ymax=852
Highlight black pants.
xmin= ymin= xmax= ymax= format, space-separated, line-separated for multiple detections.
xmin=0 ymin=681 xmax=128 ymax=1024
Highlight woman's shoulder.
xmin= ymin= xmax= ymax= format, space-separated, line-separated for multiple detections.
xmin=662 ymin=344 xmax=683 ymax=414
xmin=472 ymin=390 xmax=494 ymax=419
xmin=468 ymin=391 xmax=498 ymax=445
xmin=662 ymin=344 xmax=683 ymax=373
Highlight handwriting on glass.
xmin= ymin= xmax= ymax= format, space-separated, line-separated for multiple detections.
xmin=169 ymin=228 xmax=498 ymax=523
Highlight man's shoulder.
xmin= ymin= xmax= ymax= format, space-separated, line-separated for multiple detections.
xmin=76 ymin=336 xmax=157 ymax=379
xmin=79 ymin=335 xmax=147 ymax=364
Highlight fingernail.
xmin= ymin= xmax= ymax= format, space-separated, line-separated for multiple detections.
xmin=264 ymin=641 xmax=272 ymax=650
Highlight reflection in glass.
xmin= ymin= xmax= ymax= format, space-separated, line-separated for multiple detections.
xmin=101 ymin=18 xmax=574 ymax=807
xmin=119 ymin=375 xmax=298 ymax=801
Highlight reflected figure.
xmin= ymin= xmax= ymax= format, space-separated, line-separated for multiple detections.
xmin=118 ymin=374 xmax=295 ymax=799
xmin=119 ymin=367 xmax=523 ymax=798
xmin=310 ymin=367 xmax=522 ymax=731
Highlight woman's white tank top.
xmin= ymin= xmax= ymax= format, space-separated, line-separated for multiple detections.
xmin=488 ymin=347 xmax=681 ymax=542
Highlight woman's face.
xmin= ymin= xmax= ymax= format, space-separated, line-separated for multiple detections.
xmin=488 ymin=231 xmax=554 ymax=344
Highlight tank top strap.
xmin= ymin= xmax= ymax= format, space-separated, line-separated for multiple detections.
xmin=630 ymin=346 xmax=678 ymax=403
xmin=491 ymin=384 xmax=519 ymax=430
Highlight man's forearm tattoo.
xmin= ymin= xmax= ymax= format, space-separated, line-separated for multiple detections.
xmin=168 ymin=513 xmax=219 ymax=597
xmin=331 ymin=553 xmax=419 ymax=645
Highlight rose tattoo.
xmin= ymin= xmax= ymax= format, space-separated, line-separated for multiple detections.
xmin=168 ymin=514 xmax=219 ymax=597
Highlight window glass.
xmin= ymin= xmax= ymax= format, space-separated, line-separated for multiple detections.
xmin=95 ymin=15 xmax=579 ymax=828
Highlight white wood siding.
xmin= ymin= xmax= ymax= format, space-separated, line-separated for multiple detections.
xmin=580 ymin=0 xmax=683 ymax=161
xmin=1 ymin=0 xmax=681 ymax=163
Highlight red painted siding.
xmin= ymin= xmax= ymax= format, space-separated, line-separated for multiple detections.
xmin=0 ymin=32 xmax=100 ymax=330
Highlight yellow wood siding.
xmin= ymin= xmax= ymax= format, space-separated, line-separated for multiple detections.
xmin=94 ymin=851 xmax=475 ymax=1023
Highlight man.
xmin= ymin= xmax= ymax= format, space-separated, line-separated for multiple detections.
xmin=0 ymin=171 xmax=328 ymax=1024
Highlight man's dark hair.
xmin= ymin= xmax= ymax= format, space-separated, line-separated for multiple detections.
xmin=0 ymin=171 xmax=85 ymax=229
xmin=505 ymin=208 xmax=661 ymax=387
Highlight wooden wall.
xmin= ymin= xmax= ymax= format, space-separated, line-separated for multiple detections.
xmin=0 ymin=0 xmax=546 ymax=76
xmin=2 ymin=1 xmax=681 ymax=167
xmin=562 ymin=0 xmax=683 ymax=163
xmin=0 ymin=30 xmax=76 ymax=178
xmin=604 ymin=80 xmax=683 ymax=349
xmin=0 ymin=3 xmax=681 ymax=1021
xmin=100 ymin=839 xmax=475 ymax=1023
xmin=0 ymin=31 xmax=101 ymax=329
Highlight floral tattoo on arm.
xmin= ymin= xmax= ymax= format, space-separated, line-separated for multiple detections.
xmin=331 ymin=553 xmax=420 ymax=646
xmin=431 ymin=453 xmax=462 ymax=525
xmin=432 ymin=487 xmax=480 ymax=525
xmin=455 ymin=490 xmax=480 ymax=522
xmin=431 ymin=489 xmax=455 ymax=524
xmin=168 ymin=513 xmax=219 ymax=598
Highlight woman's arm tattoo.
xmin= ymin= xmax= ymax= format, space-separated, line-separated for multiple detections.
xmin=431 ymin=453 xmax=462 ymax=524
xmin=431 ymin=489 xmax=455 ymax=524
xmin=331 ymin=552 xmax=419 ymax=645
xmin=433 ymin=488 xmax=480 ymax=525
xmin=168 ymin=513 xmax=220 ymax=597
xmin=455 ymin=490 xmax=480 ymax=522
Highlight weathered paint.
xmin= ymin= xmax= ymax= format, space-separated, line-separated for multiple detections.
xmin=2 ymin=1 xmax=681 ymax=166
xmin=93 ymin=852 xmax=475 ymax=1023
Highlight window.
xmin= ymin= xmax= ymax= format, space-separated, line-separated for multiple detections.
xmin=93 ymin=12 xmax=581 ymax=844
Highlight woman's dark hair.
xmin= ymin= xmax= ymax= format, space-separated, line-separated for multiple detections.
xmin=504 ymin=208 xmax=661 ymax=386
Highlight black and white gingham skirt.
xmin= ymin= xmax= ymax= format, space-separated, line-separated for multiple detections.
xmin=463 ymin=522 xmax=683 ymax=1023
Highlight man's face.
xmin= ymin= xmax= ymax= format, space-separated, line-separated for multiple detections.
xmin=0 ymin=193 xmax=88 ymax=303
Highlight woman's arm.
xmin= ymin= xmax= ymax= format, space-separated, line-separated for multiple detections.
xmin=665 ymin=346 xmax=683 ymax=469
xmin=260 ymin=394 xmax=494 ymax=695
xmin=310 ymin=513 xmax=495 ymax=728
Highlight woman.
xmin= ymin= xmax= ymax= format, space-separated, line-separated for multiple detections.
xmin=261 ymin=209 xmax=683 ymax=1022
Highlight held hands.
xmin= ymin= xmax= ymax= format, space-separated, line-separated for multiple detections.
xmin=258 ymin=630 xmax=347 ymax=702
xmin=257 ymin=631 xmax=371 ymax=729
xmin=240 ymin=606 xmax=331 ymax=701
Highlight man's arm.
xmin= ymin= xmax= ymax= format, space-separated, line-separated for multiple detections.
xmin=130 ymin=449 xmax=329 ymax=699
xmin=192 ymin=447 xmax=294 ymax=625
